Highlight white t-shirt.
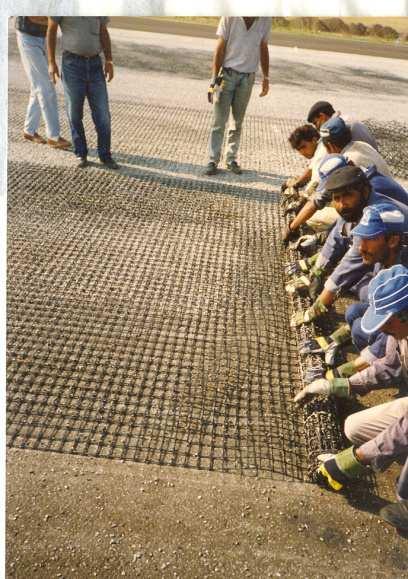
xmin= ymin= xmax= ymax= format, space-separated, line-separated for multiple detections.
xmin=308 ymin=140 xmax=327 ymax=187
xmin=217 ymin=17 xmax=271 ymax=74
xmin=342 ymin=141 xmax=391 ymax=178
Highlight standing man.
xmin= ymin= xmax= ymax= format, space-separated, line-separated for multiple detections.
xmin=47 ymin=17 xmax=119 ymax=169
xmin=15 ymin=17 xmax=71 ymax=149
xmin=205 ymin=17 xmax=271 ymax=176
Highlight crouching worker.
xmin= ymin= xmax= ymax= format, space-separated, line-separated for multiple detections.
xmin=294 ymin=264 xmax=408 ymax=530
xmin=293 ymin=264 xmax=408 ymax=402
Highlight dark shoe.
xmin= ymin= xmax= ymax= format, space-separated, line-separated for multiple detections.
xmin=204 ymin=162 xmax=217 ymax=176
xmin=48 ymin=137 xmax=71 ymax=150
xmin=379 ymin=500 xmax=408 ymax=531
xmin=77 ymin=157 xmax=88 ymax=169
xmin=23 ymin=132 xmax=46 ymax=144
xmin=227 ymin=161 xmax=242 ymax=175
xmin=101 ymin=157 xmax=119 ymax=170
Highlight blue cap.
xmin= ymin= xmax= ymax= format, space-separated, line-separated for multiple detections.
xmin=319 ymin=117 xmax=348 ymax=140
xmin=353 ymin=203 xmax=406 ymax=239
xmin=316 ymin=154 xmax=349 ymax=192
xmin=361 ymin=264 xmax=408 ymax=333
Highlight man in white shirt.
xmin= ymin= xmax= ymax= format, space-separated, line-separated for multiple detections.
xmin=320 ymin=117 xmax=391 ymax=177
xmin=306 ymin=100 xmax=378 ymax=151
xmin=205 ymin=17 xmax=271 ymax=176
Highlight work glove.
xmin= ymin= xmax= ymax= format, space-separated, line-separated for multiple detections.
xmin=292 ymin=234 xmax=319 ymax=256
xmin=285 ymin=254 xmax=318 ymax=278
xmin=300 ymin=337 xmax=341 ymax=367
xmin=280 ymin=179 xmax=299 ymax=195
xmin=285 ymin=274 xmax=312 ymax=295
xmin=304 ymin=365 xmax=326 ymax=383
xmin=326 ymin=360 xmax=359 ymax=379
xmin=290 ymin=299 xmax=328 ymax=327
xmin=308 ymin=266 xmax=325 ymax=300
xmin=317 ymin=447 xmax=368 ymax=491
xmin=293 ymin=378 xmax=350 ymax=403
xmin=283 ymin=198 xmax=303 ymax=216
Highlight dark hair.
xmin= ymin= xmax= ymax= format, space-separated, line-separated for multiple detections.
xmin=307 ymin=101 xmax=335 ymax=123
xmin=396 ymin=309 xmax=408 ymax=323
xmin=289 ymin=124 xmax=320 ymax=149
xmin=322 ymin=125 xmax=352 ymax=150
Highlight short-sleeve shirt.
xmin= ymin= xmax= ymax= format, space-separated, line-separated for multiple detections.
xmin=50 ymin=17 xmax=109 ymax=57
xmin=309 ymin=140 xmax=327 ymax=185
xmin=216 ymin=17 xmax=271 ymax=73
xmin=342 ymin=141 xmax=391 ymax=177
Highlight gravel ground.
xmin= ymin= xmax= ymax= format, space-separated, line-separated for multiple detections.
xmin=6 ymin=26 xmax=408 ymax=578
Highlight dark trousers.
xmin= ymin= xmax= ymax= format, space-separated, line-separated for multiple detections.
xmin=62 ymin=52 xmax=111 ymax=160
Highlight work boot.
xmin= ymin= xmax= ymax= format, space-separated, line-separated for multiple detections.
xmin=227 ymin=161 xmax=242 ymax=175
xmin=379 ymin=500 xmax=408 ymax=531
xmin=205 ymin=162 xmax=217 ymax=176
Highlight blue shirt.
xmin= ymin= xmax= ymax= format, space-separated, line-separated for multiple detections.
xmin=318 ymin=189 xmax=408 ymax=294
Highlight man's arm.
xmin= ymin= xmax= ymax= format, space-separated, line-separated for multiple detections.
xmin=288 ymin=199 xmax=318 ymax=232
xmin=100 ymin=23 xmax=113 ymax=82
xmin=259 ymin=40 xmax=269 ymax=97
xmin=208 ymin=37 xmax=225 ymax=104
xmin=212 ymin=36 xmax=225 ymax=79
xmin=47 ymin=18 xmax=59 ymax=84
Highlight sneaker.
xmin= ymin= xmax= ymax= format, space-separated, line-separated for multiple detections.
xmin=48 ymin=137 xmax=71 ymax=150
xmin=101 ymin=157 xmax=119 ymax=170
xmin=227 ymin=161 xmax=242 ymax=175
xmin=204 ymin=162 xmax=217 ymax=176
xmin=379 ymin=500 xmax=408 ymax=531
xmin=23 ymin=132 xmax=46 ymax=144
xmin=77 ymin=157 xmax=88 ymax=169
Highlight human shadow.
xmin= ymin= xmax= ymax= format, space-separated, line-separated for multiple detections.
xmin=86 ymin=149 xmax=285 ymax=205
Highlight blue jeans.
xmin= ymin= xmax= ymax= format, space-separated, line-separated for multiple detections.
xmin=16 ymin=31 xmax=61 ymax=140
xmin=61 ymin=52 xmax=111 ymax=160
xmin=208 ymin=69 xmax=255 ymax=165
xmin=345 ymin=302 xmax=387 ymax=359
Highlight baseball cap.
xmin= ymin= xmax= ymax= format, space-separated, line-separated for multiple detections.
xmin=324 ymin=165 xmax=368 ymax=194
xmin=316 ymin=154 xmax=349 ymax=192
xmin=320 ymin=117 xmax=348 ymax=140
xmin=307 ymin=101 xmax=335 ymax=123
xmin=353 ymin=203 xmax=406 ymax=239
xmin=361 ymin=264 xmax=408 ymax=333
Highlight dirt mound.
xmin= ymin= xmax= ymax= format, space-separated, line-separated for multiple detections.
xmin=369 ymin=24 xmax=399 ymax=40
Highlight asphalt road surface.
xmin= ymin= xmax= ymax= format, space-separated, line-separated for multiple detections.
xmin=110 ymin=17 xmax=408 ymax=60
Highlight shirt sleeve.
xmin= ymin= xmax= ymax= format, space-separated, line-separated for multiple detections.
xmin=316 ymin=220 xmax=348 ymax=271
xmin=324 ymin=235 xmax=373 ymax=293
xmin=216 ymin=17 xmax=229 ymax=40
xmin=349 ymin=336 xmax=402 ymax=395
xmin=358 ymin=414 xmax=408 ymax=464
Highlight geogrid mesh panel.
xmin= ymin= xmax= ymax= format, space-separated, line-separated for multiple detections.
xmin=7 ymin=153 xmax=308 ymax=480
xmin=364 ymin=119 xmax=408 ymax=180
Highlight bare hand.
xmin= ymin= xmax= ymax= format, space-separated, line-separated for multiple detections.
xmin=259 ymin=78 xmax=269 ymax=97
xmin=104 ymin=61 xmax=114 ymax=82
xmin=48 ymin=62 xmax=60 ymax=84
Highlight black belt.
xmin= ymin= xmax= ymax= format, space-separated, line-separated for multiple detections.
xmin=63 ymin=50 xmax=100 ymax=60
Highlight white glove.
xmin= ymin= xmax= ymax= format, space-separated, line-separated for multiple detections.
xmin=293 ymin=379 xmax=330 ymax=404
